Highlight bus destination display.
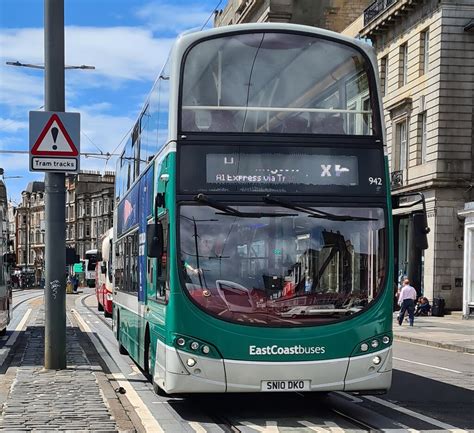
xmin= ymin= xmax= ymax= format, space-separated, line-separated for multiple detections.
xmin=206 ymin=153 xmax=359 ymax=187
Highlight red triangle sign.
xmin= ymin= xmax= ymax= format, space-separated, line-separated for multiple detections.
xmin=31 ymin=114 xmax=79 ymax=156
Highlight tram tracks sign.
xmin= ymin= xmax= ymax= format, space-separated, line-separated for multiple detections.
xmin=29 ymin=111 xmax=80 ymax=173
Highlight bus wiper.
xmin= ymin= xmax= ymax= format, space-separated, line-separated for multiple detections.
xmin=263 ymin=195 xmax=377 ymax=221
xmin=194 ymin=194 xmax=297 ymax=218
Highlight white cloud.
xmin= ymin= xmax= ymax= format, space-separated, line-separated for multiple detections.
xmin=0 ymin=66 xmax=44 ymax=110
xmin=0 ymin=117 xmax=28 ymax=133
xmin=0 ymin=26 xmax=173 ymax=84
xmin=136 ymin=3 xmax=213 ymax=33
xmin=65 ymin=26 xmax=174 ymax=82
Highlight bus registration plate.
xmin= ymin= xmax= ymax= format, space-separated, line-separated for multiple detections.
xmin=261 ymin=380 xmax=311 ymax=392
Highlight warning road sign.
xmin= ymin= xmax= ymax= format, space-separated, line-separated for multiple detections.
xmin=29 ymin=111 xmax=80 ymax=173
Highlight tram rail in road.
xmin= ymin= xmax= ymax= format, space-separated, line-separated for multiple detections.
xmin=74 ymin=290 xmax=469 ymax=433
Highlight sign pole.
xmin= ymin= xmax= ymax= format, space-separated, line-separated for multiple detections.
xmin=44 ymin=0 xmax=66 ymax=369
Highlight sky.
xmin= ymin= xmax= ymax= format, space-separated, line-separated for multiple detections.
xmin=0 ymin=0 xmax=223 ymax=205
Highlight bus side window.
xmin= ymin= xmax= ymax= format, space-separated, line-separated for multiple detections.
xmin=156 ymin=214 xmax=169 ymax=299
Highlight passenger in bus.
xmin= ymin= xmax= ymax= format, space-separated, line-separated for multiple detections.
xmin=310 ymin=113 xmax=345 ymax=134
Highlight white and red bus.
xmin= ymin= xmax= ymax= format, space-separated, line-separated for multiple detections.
xmin=84 ymin=248 xmax=98 ymax=288
xmin=95 ymin=229 xmax=113 ymax=317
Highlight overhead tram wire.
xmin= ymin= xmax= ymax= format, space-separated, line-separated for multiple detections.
xmin=200 ymin=0 xmax=223 ymax=30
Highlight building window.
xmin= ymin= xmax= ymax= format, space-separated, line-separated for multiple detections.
xmin=420 ymin=30 xmax=429 ymax=75
xmin=85 ymin=202 xmax=91 ymax=216
xmin=86 ymin=223 xmax=90 ymax=237
xmin=399 ymin=43 xmax=408 ymax=87
xmin=394 ymin=119 xmax=408 ymax=171
xmin=380 ymin=55 xmax=388 ymax=96
xmin=418 ymin=112 xmax=427 ymax=164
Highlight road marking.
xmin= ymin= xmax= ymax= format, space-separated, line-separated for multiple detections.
xmin=334 ymin=391 xmax=363 ymax=403
xmin=189 ymin=421 xmax=207 ymax=433
xmin=241 ymin=421 xmax=279 ymax=432
xmin=365 ymin=395 xmax=468 ymax=432
xmin=0 ymin=308 xmax=32 ymax=366
xmin=72 ymin=308 xmax=165 ymax=433
xmin=299 ymin=420 xmax=345 ymax=432
xmin=393 ymin=357 xmax=462 ymax=373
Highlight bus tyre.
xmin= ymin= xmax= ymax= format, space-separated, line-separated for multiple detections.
xmin=118 ymin=338 xmax=128 ymax=355
xmin=98 ymin=301 xmax=104 ymax=312
xmin=116 ymin=315 xmax=128 ymax=355
xmin=0 ymin=327 xmax=6 ymax=337
xmin=153 ymin=382 xmax=168 ymax=397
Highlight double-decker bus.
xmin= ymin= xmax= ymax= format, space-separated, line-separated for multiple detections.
xmin=84 ymin=249 xmax=98 ymax=288
xmin=0 ymin=180 xmax=13 ymax=336
xmin=96 ymin=228 xmax=113 ymax=317
xmin=113 ymin=23 xmax=426 ymax=395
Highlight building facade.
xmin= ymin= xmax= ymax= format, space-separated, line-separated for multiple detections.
xmin=215 ymin=0 xmax=373 ymax=31
xmin=15 ymin=182 xmax=45 ymax=284
xmin=352 ymin=0 xmax=473 ymax=310
xmin=7 ymin=201 xmax=16 ymax=255
xmin=460 ymin=202 xmax=474 ymax=317
xmin=66 ymin=171 xmax=115 ymax=259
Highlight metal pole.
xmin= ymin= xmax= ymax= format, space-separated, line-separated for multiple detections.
xmin=44 ymin=0 xmax=66 ymax=369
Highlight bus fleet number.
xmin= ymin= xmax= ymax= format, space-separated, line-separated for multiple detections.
xmin=369 ymin=177 xmax=382 ymax=186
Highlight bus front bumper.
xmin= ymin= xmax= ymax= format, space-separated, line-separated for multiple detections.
xmin=154 ymin=343 xmax=392 ymax=394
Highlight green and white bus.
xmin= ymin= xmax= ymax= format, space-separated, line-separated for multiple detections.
xmin=113 ymin=23 xmax=400 ymax=395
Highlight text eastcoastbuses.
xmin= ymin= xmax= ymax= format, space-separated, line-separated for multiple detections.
xmin=249 ymin=345 xmax=326 ymax=355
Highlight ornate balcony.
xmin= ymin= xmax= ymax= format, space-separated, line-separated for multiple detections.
xmin=391 ymin=170 xmax=403 ymax=189
xmin=361 ymin=0 xmax=420 ymax=38
xmin=364 ymin=0 xmax=398 ymax=26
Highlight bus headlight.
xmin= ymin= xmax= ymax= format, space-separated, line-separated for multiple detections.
xmin=372 ymin=356 xmax=381 ymax=365
xmin=202 ymin=345 xmax=210 ymax=354
xmin=370 ymin=339 xmax=379 ymax=349
xmin=382 ymin=336 xmax=390 ymax=344
xmin=360 ymin=343 xmax=369 ymax=352
xmin=176 ymin=337 xmax=186 ymax=347
xmin=187 ymin=358 xmax=197 ymax=367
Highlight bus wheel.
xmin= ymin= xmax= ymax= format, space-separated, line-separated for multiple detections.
xmin=98 ymin=301 xmax=104 ymax=312
xmin=116 ymin=314 xmax=128 ymax=355
xmin=0 ymin=327 xmax=6 ymax=337
xmin=144 ymin=330 xmax=153 ymax=378
xmin=153 ymin=382 xmax=168 ymax=397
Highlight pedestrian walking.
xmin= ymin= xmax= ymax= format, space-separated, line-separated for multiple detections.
xmin=397 ymin=278 xmax=417 ymax=326
xmin=73 ymin=274 xmax=79 ymax=293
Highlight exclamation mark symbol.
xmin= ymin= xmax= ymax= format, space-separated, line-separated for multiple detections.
xmin=51 ymin=127 xmax=59 ymax=150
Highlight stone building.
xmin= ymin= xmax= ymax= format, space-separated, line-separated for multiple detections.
xmin=15 ymin=181 xmax=45 ymax=284
xmin=348 ymin=0 xmax=474 ymax=310
xmin=66 ymin=171 xmax=115 ymax=259
xmin=7 ymin=201 xmax=16 ymax=254
xmin=215 ymin=0 xmax=373 ymax=31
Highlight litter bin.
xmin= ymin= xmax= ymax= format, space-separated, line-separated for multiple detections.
xmin=431 ymin=298 xmax=445 ymax=317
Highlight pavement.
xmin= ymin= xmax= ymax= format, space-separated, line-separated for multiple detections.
xmin=392 ymin=311 xmax=474 ymax=353
xmin=0 ymin=292 xmax=472 ymax=433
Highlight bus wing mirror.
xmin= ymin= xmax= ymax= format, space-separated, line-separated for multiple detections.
xmin=392 ymin=192 xmax=430 ymax=250
xmin=147 ymin=223 xmax=163 ymax=258
xmin=411 ymin=212 xmax=430 ymax=250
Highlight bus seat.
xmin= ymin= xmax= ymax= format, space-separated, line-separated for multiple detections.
xmin=181 ymin=110 xmax=198 ymax=132
xmin=311 ymin=114 xmax=345 ymax=134
xmin=209 ymin=111 xmax=237 ymax=132
xmin=281 ymin=115 xmax=310 ymax=133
